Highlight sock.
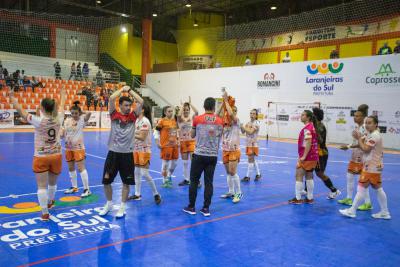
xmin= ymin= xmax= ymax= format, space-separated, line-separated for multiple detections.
xmin=161 ymin=160 xmax=168 ymax=182
xmin=346 ymin=172 xmax=354 ymax=199
xmin=106 ymin=200 xmax=112 ymax=207
xmin=37 ymin=189 xmax=48 ymax=214
xmin=254 ymin=160 xmax=260 ymax=176
xmin=232 ymin=174 xmax=241 ymax=194
xmin=376 ymin=188 xmax=389 ymax=213
xmin=119 ymin=202 xmax=126 ymax=211
xmin=306 ymin=180 xmax=314 ymax=200
xmin=80 ymin=169 xmax=89 ymax=190
xmin=183 ymin=160 xmax=189 ymax=181
xmin=48 ymin=185 xmax=57 ymax=202
xmin=295 ymin=181 xmax=303 ymax=200
xmin=69 ymin=170 xmax=78 ymax=188
xmin=323 ymin=178 xmax=337 ymax=192
xmin=349 ymin=185 xmax=366 ymax=213
xmin=134 ymin=167 xmax=142 ymax=196
xmin=142 ymin=168 xmax=159 ymax=195
xmin=227 ymin=175 xmax=234 ymax=194
xmin=168 ymin=160 xmax=177 ymax=178
xmin=246 ymin=163 xmax=254 ymax=177
xmin=365 ymin=188 xmax=371 ymax=204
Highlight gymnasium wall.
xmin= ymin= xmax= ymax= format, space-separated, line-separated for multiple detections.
xmin=99 ymin=24 xmax=178 ymax=75
xmin=146 ymin=54 xmax=400 ymax=149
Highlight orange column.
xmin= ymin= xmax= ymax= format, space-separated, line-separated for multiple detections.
xmin=141 ymin=19 xmax=152 ymax=84
xmin=49 ymin=24 xmax=56 ymax=58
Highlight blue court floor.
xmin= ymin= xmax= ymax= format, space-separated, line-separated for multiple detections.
xmin=0 ymin=131 xmax=399 ymax=267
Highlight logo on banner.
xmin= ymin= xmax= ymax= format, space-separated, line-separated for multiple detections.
xmin=257 ymin=72 xmax=281 ymax=89
xmin=276 ymin=109 xmax=289 ymax=123
xmin=0 ymin=206 xmax=119 ymax=250
xmin=388 ymin=127 xmax=400 ymax=134
xmin=0 ymin=111 xmax=12 ymax=126
xmin=305 ymin=27 xmax=336 ymax=42
xmin=336 ymin=111 xmax=347 ymax=124
xmin=305 ymin=62 xmax=344 ymax=96
xmin=365 ymin=63 xmax=399 ymax=86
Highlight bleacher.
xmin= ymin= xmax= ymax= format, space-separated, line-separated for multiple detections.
xmin=0 ymin=77 xmax=118 ymax=111
xmin=0 ymin=51 xmax=100 ymax=81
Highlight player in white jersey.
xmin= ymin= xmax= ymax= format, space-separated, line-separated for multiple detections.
xmin=338 ymin=105 xmax=372 ymax=210
xmin=177 ymin=97 xmax=198 ymax=186
xmin=10 ymin=86 xmax=66 ymax=221
xmin=340 ymin=116 xmax=391 ymax=219
xmin=241 ymin=109 xmax=261 ymax=182
xmin=62 ymin=101 xmax=91 ymax=197
xmin=219 ymin=92 xmax=243 ymax=203
xmin=128 ymin=104 xmax=161 ymax=204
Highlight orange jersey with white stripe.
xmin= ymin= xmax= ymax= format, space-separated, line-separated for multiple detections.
xmin=222 ymin=119 xmax=241 ymax=152
xmin=245 ymin=120 xmax=260 ymax=147
xmin=350 ymin=124 xmax=366 ymax=163
xmin=178 ymin=117 xmax=194 ymax=142
xmin=63 ymin=116 xmax=86 ymax=151
xmin=156 ymin=118 xmax=178 ymax=148
xmin=27 ymin=113 xmax=63 ymax=156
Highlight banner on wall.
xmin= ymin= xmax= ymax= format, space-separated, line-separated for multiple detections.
xmin=100 ymin=112 xmax=111 ymax=129
xmin=0 ymin=110 xmax=14 ymax=128
xmin=86 ymin=112 xmax=101 ymax=128
xmin=237 ymin=16 xmax=400 ymax=52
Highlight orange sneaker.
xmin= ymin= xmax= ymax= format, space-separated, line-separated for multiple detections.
xmin=48 ymin=200 xmax=55 ymax=209
xmin=41 ymin=213 xmax=50 ymax=221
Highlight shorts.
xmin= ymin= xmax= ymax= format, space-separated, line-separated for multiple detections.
xmin=33 ymin=154 xmax=62 ymax=174
xmin=347 ymin=161 xmax=363 ymax=174
xmin=246 ymin=147 xmax=259 ymax=156
xmin=223 ymin=150 xmax=241 ymax=164
xmin=359 ymin=171 xmax=381 ymax=186
xmin=161 ymin=146 xmax=179 ymax=160
xmin=134 ymin=152 xmax=151 ymax=167
xmin=65 ymin=149 xmax=86 ymax=162
xmin=315 ymin=154 xmax=328 ymax=173
xmin=102 ymin=151 xmax=135 ymax=185
xmin=296 ymin=160 xmax=318 ymax=172
xmin=180 ymin=140 xmax=195 ymax=154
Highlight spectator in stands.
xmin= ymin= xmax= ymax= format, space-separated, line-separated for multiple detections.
xmin=12 ymin=70 xmax=20 ymax=85
xmin=76 ymin=62 xmax=82 ymax=81
xmin=22 ymin=76 xmax=31 ymax=92
xmin=96 ymin=70 xmax=104 ymax=86
xmin=93 ymin=92 xmax=99 ymax=111
xmin=18 ymin=70 xmax=25 ymax=86
xmin=82 ymin=63 xmax=89 ymax=81
xmin=103 ymin=92 xmax=109 ymax=108
xmin=54 ymin=62 xmax=61 ymax=80
xmin=215 ymin=62 xmax=221 ymax=68
xmin=244 ymin=56 xmax=251 ymax=66
xmin=394 ymin=40 xmax=400 ymax=54
xmin=31 ymin=76 xmax=44 ymax=91
xmin=330 ymin=49 xmax=340 ymax=59
xmin=282 ymin=52 xmax=291 ymax=63
xmin=377 ymin=42 xmax=392 ymax=55
xmin=0 ymin=65 xmax=3 ymax=80
xmin=69 ymin=62 xmax=77 ymax=80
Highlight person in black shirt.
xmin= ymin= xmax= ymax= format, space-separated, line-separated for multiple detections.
xmin=54 ymin=62 xmax=61 ymax=80
xmin=394 ymin=40 xmax=400 ymax=54
xmin=312 ymin=107 xmax=340 ymax=199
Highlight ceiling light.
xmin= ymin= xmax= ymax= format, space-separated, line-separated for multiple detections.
xmin=121 ymin=13 xmax=128 ymax=17
xmin=193 ymin=21 xmax=198 ymax=27
xmin=121 ymin=26 xmax=127 ymax=33
xmin=152 ymin=13 xmax=158 ymax=17
xmin=270 ymin=6 xmax=277 ymax=10
xmin=96 ymin=0 xmax=101 ymax=4
xmin=185 ymin=0 xmax=191 ymax=7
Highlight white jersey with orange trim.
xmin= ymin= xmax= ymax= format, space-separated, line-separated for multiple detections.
xmin=245 ymin=120 xmax=260 ymax=147
xmin=222 ymin=119 xmax=241 ymax=152
xmin=63 ymin=116 xmax=86 ymax=151
xmin=27 ymin=113 xmax=63 ymax=157
xmin=178 ymin=117 xmax=194 ymax=142
xmin=134 ymin=117 xmax=152 ymax=153
xmin=362 ymin=130 xmax=384 ymax=173
xmin=350 ymin=124 xmax=367 ymax=163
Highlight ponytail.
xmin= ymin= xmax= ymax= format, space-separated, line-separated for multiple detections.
xmin=304 ymin=110 xmax=317 ymax=126
xmin=71 ymin=100 xmax=82 ymax=115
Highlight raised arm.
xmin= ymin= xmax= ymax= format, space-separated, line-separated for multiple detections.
xmin=10 ymin=89 xmax=29 ymax=120
xmin=83 ymin=111 xmax=92 ymax=122
xmin=108 ymin=87 xmax=124 ymax=113
xmin=59 ymin=86 xmax=66 ymax=113
xmin=188 ymin=96 xmax=198 ymax=116
xmin=128 ymin=87 xmax=143 ymax=106
xmin=224 ymin=99 xmax=236 ymax=121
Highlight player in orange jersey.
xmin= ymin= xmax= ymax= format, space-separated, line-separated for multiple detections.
xmin=241 ymin=109 xmax=261 ymax=182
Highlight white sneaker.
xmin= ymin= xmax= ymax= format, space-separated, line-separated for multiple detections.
xmin=372 ymin=211 xmax=391 ymax=220
xmin=220 ymin=192 xmax=234 ymax=199
xmin=81 ymin=189 xmax=91 ymax=198
xmin=339 ymin=208 xmax=356 ymax=218
xmin=232 ymin=193 xmax=243 ymax=203
xmin=98 ymin=202 xmax=113 ymax=216
xmin=327 ymin=190 xmax=341 ymax=200
xmin=115 ymin=206 xmax=126 ymax=219
xmin=300 ymin=190 xmax=307 ymax=196
xmin=64 ymin=187 xmax=78 ymax=194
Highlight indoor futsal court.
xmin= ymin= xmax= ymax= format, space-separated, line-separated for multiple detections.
xmin=1 ymin=0 xmax=400 ymax=266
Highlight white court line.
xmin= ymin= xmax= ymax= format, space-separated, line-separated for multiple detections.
xmin=258 ymin=154 xmax=400 ymax=165
xmin=0 ymin=177 xmax=164 ymax=199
